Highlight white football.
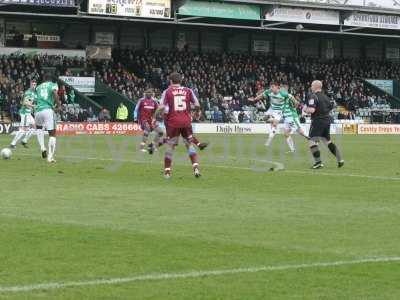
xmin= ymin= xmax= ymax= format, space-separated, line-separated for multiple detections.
xmin=1 ymin=148 xmax=12 ymax=160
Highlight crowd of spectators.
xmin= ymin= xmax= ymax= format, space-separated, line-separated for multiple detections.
xmin=59 ymin=104 xmax=98 ymax=122
xmin=118 ymin=51 xmax=400 ymax=110
xmin=0 ymin=55 xmax=41 ymax=121
xmin=0 ymin=51 xmax=398 ymax=124
xmin=0 ymin=55 xmax=98 ymax=122
xmin=89 ymin=49 xmax=397 ymax=122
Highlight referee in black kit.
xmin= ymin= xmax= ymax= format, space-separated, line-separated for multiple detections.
xmin=305 ymin=80 xmax=344 ymax=169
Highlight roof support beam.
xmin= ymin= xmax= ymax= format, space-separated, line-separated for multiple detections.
xmin=262 ymin=21 xmax=288 ymax=28
xmin=341 ymin=26 xmax=364 ymax=32
xmin=0 ymin=11 xmax=398 ymax=39
xmin=175 ymin=15 xmax=204 ymax=22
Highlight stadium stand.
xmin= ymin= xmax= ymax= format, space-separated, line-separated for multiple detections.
xmin=0 ymin=55 xmax=97 ymax=122
xmin=0 ymin=51 xmax=396 ymax=123
xmin=68 ymin=50 xmax=396 ymax=122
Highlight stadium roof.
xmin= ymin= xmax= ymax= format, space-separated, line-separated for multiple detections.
xmin=222 ymin=0 xmax=400 ymax=15
xmin=1 ymin=0 xmax=400 ymax=39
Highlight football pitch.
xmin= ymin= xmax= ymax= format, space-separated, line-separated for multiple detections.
xmin=0 ymin=134 xmax=399 ymax=300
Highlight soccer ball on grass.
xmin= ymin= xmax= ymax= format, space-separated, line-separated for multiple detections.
xmin=1 ymin=148 xmax=12 ymax=160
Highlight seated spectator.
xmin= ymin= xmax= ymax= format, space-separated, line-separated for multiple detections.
xmin=87 ymin=106 xmax=98 ymax=121
xmin=192 ymin=111 xmax=201 ymax=123
xmin=78 ymin=108 xmax=88 ymax=122
xmin=29 ymin=33 xmax=38 ymax=48
xmin=67 ymin=108 xmax=78 ymax=122
xmin=61 ymin=109 xmax=69 ymax=122
xmin=10 ymin=100 xmax=18 ymax=122
xmin=68 ymin=89 xmax=75 ymax=104
xmin=238 ymin=111 xmax=245 ymax=123
xmin=98 ymin=107 xmax=111 ymax=122
xmin=242 ymin=111 xmax=251 ymax=123
xmin=0 ymin=90 xmax=4 ymax=113
xmin=58 ymin=85 xmax=66 ymax=104
xmin=213 ymin=107 xmax=223 ymax=123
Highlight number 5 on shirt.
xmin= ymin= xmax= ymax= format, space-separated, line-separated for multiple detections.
xmin=174 ymin=95 xmax=187 ymax=111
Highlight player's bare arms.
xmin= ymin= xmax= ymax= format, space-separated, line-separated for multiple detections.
xmin=248 ymin=93 xmax=265 ymax=102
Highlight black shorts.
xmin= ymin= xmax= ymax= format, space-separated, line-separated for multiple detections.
xmin=309 ymin=118 xmax=331 ymax=141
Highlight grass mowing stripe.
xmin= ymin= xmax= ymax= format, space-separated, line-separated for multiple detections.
xmin=15 ymin=153 xmax=400 ymax=181
xmin=1 ymin=256 xmax=400 ymax=293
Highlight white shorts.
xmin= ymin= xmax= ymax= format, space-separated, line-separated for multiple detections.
xmin=20 ymin=114 xmax=35 ymax=127
xmin=266 ymin=108 xmax=283 ymax=122
xmin=35 ymin=109 xmax=56 ymax=131
xmin=284 ymin=116 xmax=302 ymax=134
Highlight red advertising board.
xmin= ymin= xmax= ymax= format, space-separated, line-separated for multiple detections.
xmin=57 ymin=122 xmax=143 ymax=136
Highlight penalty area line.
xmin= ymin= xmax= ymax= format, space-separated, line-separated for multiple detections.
xmin=0 ymin=256 xmax=399 ymax=293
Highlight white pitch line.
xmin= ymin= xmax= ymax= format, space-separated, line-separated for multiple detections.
xmin=1 ymin=256 xmax=399 ymax=293
xmin=285 ymin=170 xmax=400 ymax=181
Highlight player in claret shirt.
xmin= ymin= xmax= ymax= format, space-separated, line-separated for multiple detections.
xmin=157 ymin=72 xmax=202 ymax=179
xmin=134 ymin=89 xmax=164 ymax=154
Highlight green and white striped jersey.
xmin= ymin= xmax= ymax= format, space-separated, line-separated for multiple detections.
xmin=262 ymin=89 xmax=289 ymax=111
xmin=19 ymin=88 xmax=37 ymax=115
xmin=282 ymin=94 xmax=300 ymax=119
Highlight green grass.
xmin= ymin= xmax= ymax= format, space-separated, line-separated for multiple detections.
xmin=0 ymin=134 xmax=399 ymax=299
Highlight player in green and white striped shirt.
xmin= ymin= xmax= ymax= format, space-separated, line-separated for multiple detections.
xmin=35 ymin=73 xmax=61 ymax=163
xmin=281 ymin=82 xmax=309 ymax=153
xmin=249 ymin=81 xmax=288 ymax=147
xmin=10 ymin=80 xmax=37 ymax=149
